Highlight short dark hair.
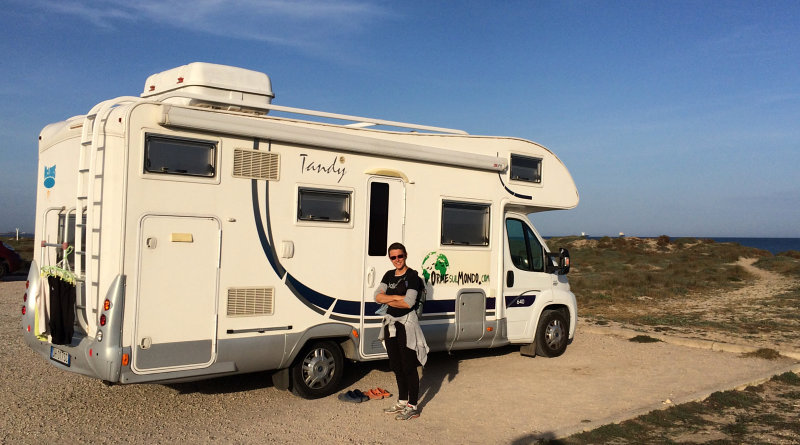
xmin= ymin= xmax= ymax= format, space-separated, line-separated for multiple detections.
xmin=387 ymin=242 xmax=407 ymax=257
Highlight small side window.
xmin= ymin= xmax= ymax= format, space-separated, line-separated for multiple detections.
xmin=298 ymin=188 xmax=351 ymax=223
xmin=510 ymin=154 xmax=542 ymax=183
xmin=441 ymin=201 xmax=490 ymax=246
xmin=145 ymin=134 xmax=217 ymax=177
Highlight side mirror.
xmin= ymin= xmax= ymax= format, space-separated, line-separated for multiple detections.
xmin=558 ymin=248 xmax=570 ymax=275
xmin=546 ymin=248 xmax=571 ymax=275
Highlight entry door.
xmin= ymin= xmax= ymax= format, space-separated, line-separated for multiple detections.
xmin=503 ymin=215 xmax=553 ymax=342
xmin=134 ymin=215 xmax=220 ymax=372
xmin=361 ymin=177 xmax=404 ymax=355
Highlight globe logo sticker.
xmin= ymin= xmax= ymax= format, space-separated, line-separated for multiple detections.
xmin=422 ymin=252 xmax=490 ymax=286
xmin=43 ymin=165 xmax=56 ymax=189
xmin=422 ymin=252 xmax=449 ymax=285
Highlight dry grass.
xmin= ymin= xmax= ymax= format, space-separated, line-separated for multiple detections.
xmin=548 ymin=371 xmax=800 ymax=445
xmin=550 ymin=236 xmax=767 ymax=307
xmin=541 ymin=236 xmax=800 ymax=444
xmin=548 ymin=236 xmax=800 ymax=349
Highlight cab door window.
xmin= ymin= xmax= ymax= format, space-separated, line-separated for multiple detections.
xmin=505 ymin=219 xmax=544 ymax=272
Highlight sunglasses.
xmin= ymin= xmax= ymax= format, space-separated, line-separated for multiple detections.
xmin=390 ymin=254 xmax=405 ymax=260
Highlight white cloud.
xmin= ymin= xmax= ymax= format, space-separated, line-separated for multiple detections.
xmin=24 ymin=0 xmax=391 ymax=49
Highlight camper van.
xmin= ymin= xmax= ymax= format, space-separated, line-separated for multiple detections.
xmin=21 ymin=63 xmax=579 ymax=398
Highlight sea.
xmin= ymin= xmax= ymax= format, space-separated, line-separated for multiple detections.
xmin=707 ymin=238 xmax=800 ymax=255
xmin=565 ymin=236 xmax=800 ymax=255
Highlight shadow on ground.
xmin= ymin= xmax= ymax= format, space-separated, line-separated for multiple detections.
xmin=167 ymin=344 xmax=522 ymax=400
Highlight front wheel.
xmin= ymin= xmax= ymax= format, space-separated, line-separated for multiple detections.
xmin=290 ymin=340 xmax=344 ymax=399
xmin=534 ymin=310 xmax=569 ymax=357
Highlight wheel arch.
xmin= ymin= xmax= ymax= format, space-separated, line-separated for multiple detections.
xmin=282 ymin=323 xmax=357 ymax=368
xmin=540 ymin=303 xmax=573 ymax=340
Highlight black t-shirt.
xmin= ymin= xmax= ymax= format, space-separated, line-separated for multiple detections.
xmin=381 ymin=268 xmax=421 ymax=317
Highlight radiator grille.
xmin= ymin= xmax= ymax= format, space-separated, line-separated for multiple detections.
xmin=227 ymin=287 xmax=274 ymax=316
xmin=233 ymin=149 xmax=280 ymax=180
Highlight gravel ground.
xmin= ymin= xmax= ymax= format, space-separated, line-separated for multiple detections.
xmin=2 ymin=277 xmax=797 ymax=444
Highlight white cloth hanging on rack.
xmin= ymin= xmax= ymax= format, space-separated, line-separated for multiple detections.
xmin=35 ymin=278 xmax=50 ymax=338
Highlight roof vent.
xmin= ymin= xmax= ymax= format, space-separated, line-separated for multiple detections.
xmin=141 ymin=62 xmax=274 ymax=114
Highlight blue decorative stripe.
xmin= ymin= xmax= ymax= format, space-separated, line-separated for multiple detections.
xmin=329 ymin=314 xmax=360 ymax=323
xmin=498 ymin=173 xmax=532 ymax=200
xmin=505 ymin=294 xmax=537 ymax=308
xmin=424 ymin=299 xmax=456 ymax=313
xmin=364 ymin=301 xmax=383 ymax=314
xmin=252 ymin=179 xmax=285 ymax=278
xmin=486 ymin=297 xmax=496 ymax=310
xmin=333 ymin=299 xmax=361 ymax=316
xmin=286 ymin=273 xmax=334 ymax=312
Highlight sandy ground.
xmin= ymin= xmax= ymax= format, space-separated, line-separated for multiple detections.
xmin=2 ymin=276 xmax=798 ymax=444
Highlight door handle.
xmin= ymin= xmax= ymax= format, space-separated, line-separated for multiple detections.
xmin=367 ymin=267 xmax=375 ymax=287
xmin=506 ymin=270 xmax=514 ymax=287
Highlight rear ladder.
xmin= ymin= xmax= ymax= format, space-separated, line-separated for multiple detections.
xmin=73 ymin=96 xmax=139 ymax=334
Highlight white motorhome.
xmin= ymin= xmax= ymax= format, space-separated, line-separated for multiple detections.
xmin=21 ymin=63 xmax=579 ymax=398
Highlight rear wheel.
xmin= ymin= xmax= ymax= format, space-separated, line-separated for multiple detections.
xmin=534 ymin=310 xmax=568 ymax=357
xmin=290 ymin=340 xmax=344 ymax=399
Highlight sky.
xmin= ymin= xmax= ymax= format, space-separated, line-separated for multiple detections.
xmin=1 ymin=0 xmax=798 ymax=237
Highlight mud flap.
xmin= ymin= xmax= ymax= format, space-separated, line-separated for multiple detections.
xmin=272 ymin=368 xmax=290 ymax=390
xmin=519 ymin=343 xmax=536 ymax=358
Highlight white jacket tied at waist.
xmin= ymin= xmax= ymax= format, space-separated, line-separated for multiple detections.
xmin=378 ymin=312 xmax=429 ymax=367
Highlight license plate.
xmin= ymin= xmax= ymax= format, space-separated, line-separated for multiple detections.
xmin=50 ymin=346 xmax=71 ymax=367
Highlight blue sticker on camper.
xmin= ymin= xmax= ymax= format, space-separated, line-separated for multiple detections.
xmin=44 ymin=165 xmax=56 ymax=189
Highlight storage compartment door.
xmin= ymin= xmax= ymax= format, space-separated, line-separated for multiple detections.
xmin=133 ymin=216 xmax=220 ymax=372
xmin=454 ymin=290 xmax=486 ymax=343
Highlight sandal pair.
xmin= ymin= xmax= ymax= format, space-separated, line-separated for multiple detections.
xmin=365 ymin=387 xmax=392 ymax=400
xmin=337 ymin=389 xmax=369 ymax=403
xmin=337 ymin=387 xmax=392 ymax=402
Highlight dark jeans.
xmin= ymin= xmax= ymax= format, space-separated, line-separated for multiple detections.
xmin=384 ymin=322 xmax=420 ymax=405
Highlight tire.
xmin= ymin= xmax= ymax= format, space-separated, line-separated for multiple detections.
xmin=290 ymin=340 xmax=344 ymax=399
xmin=534 ymin=310 xmax=569 ymax=357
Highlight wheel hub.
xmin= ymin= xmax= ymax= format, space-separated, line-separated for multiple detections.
xmin=545 ymin=319 xmax=564 ymax=349
xmin=302 ymin=348 xmax=335 ymax=389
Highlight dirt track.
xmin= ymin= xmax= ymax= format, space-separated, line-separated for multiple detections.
xmin=2 ymin=277 xmax=798 ymax=443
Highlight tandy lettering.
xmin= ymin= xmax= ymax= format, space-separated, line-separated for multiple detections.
xmin=299 ymin=154 xmax=346 ymax=183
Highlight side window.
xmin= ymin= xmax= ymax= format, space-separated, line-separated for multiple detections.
xmin=510 ymin=154 xmax=542 ymax=183
xmin=297 ymin=188 xmax=351 ymax=223
xmin=144 ymin=134 xmax=217 ymax=177
xmin=441 ymin=201 xmax=490 ymax=246
xmin=505 ymin=218 xmax=544 ymax=272
xmin=527 ymin=225 xmax=544 ymax=271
